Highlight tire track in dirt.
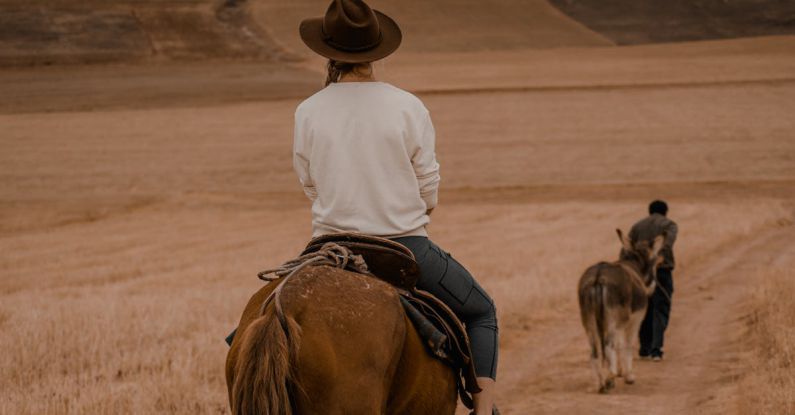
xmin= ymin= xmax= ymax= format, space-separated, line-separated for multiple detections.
xmin=493 ymin=219 xmax=795 ymax=414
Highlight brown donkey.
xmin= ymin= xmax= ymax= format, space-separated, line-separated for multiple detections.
xmin=226 ymin=265 xmax=457 ymax=415
xmin=577 ymin=229 xmax=664 ymax=393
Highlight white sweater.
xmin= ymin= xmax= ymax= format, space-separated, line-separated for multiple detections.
xmin=293 ymin=81 xmax=440 ymax=238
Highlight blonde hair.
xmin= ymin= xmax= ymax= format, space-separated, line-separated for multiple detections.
xmin=325 ymin=60 xmax=373 ymax=86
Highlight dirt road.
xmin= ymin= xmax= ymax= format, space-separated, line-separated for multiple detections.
xmin=491 ymin=218 xmax=795 ymax=415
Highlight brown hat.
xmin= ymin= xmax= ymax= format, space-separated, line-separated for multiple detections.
xmin=299 ymin=0 xmax=402 ymax=63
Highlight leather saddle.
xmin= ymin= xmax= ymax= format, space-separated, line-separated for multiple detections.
xmin=301 ymin=233 xmax=481 ymax=408
xmin=301 ymin=232 xmax=421 ymax=291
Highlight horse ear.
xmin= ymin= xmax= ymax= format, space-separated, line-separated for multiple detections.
xmin=650 ymin=234 xmax=665 ymax=258
xmin=616 ymin=228 xmax=632 ymax=251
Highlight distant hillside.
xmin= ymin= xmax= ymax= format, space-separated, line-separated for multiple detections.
xmin=3 ymin=0 xmax=792 ymax=68
xmin=250 ymin=0 xmax=613 ymax=59
xmin=0 ymin=0 xmax=613 ymax=67
xmin=0 ymin=0 xmax=296 ymax=66
xmin=549 ymin=0 xmax=795 ymax=45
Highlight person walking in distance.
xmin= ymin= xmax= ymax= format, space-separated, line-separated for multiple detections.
xmin=631 ymin=200 xmax=678 ymax=361
xmin=293 ymin=1 xmax=499 ymax=413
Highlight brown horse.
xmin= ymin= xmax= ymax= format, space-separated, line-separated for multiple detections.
xmin=225 ymin=264 xmax=458 ymax=415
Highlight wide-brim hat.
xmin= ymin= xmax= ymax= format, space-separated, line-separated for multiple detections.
xmin=299 ymin=0 xmax=402 ymax=63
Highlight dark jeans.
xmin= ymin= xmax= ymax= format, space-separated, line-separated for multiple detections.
xmin=639 ymin=268 xmax=673 ymax=357
xmin=391 ymin=236 xmax=499 ymax=379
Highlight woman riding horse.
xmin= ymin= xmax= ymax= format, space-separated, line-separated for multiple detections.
xmin=228 ymin=1 xmax=499 ymax=414
xmin=293 ymin=1 xmax=498 ymax=412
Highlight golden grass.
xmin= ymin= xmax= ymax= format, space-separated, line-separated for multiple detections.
xmin=0 ymin=288 xmax=231 ymax=414
xmin=740 ymin=268 xmax=795 ymax=414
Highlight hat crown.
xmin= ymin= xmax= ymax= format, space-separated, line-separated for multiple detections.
xmin=322 ymin=0 xmax=382 ymax=52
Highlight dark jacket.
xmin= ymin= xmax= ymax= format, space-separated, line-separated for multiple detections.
xmin=629 ymin=213 xmax=678 ymax=270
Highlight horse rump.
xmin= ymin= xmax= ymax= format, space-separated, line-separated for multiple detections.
xmin=230 ymin=305 xmax=301 ymax=415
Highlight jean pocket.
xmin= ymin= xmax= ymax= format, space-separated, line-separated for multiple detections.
xmin=438 ymin=255 xmax=475 ymax=305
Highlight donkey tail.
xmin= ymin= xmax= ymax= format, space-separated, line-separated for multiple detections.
xmin=231 ymin=305 xmax=301 ymax=415
xmin=580 ymin=263 xmax=608 ymax=364
xmin=593 ymin=280 xmax=608 ymax=364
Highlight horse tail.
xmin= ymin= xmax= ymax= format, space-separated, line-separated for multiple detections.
xmin=231 ymin=303 xmax=301 ymax=415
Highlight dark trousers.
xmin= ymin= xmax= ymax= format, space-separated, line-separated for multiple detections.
xmin=639 ymin=268 xmax=673 ymax=357
xmin=392 ymin=236 xmax=499 ymax=380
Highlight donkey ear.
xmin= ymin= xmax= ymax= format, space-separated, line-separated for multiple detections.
xmin=650 ymin=234 xmax=665 ymax=258
xmin=616 ymin=229 xmax=632 ymax=251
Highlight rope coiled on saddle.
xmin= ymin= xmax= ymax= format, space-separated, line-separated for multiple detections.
xmin=256 ymin=243 xmax=371 ymax=326
xmin=258 ymin=242 xmax=370 ymax=282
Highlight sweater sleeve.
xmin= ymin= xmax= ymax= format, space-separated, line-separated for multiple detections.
xmin=413 ymin=111 xmax=441 ymax=210
xmin=293 ymin=110 xmax=317 ymax=201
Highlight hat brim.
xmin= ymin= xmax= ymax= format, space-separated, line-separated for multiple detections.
xmin=299 ymin=10 xmax=402 ymax=63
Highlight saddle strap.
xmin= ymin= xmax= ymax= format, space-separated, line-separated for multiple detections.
xmin=401 ymin=289 xmax=482 ymax=410
xmin=411 ymin=289 xmax=481 ymax=395
xmin=399 ymin=297 xmax=448 ymax=359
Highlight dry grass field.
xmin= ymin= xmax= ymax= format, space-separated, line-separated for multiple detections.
xmin=740 ymin=269 xmax=795 ymax=414
xmin=2 ymin=1 xmax=795 ymax=414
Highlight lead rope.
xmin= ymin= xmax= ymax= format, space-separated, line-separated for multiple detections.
xmin=619 ymin=255 xmax=673 ymax=304
xmin=256 ymin=243 xmax=371 ymax=328
xmin=653 ymin=271 xmax=673 ymax=303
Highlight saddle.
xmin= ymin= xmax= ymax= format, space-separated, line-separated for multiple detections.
xmin=301 ymin=233 xmax=482 ymax=408
xmin=301 ymin=233 xmax=420 ymax=290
